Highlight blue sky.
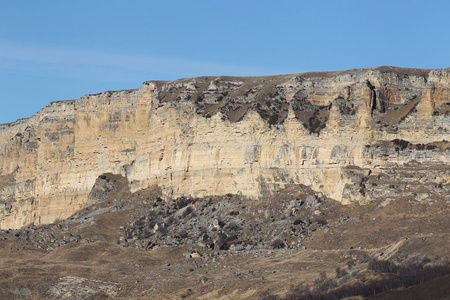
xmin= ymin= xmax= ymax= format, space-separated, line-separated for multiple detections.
xmin=1 ymin=0 xmax=449 ymax=124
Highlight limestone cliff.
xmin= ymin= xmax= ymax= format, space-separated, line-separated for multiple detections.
xmin=1 ymin=66 xmax=449 ymax=229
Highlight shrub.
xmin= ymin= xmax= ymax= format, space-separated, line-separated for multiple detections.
xmin=392 ymin=139 xmax=410 ymax=150
xmin=271 ymin=239 xmax=285 ymax=249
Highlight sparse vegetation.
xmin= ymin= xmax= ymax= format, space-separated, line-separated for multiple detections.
xmin=392 ymin=138 xmax=409 ymax=150
xmin=263 ymin=259 xmax=450 ymax=300
xmin=391 ymin=139 xmax=445 ymax=151
xmin=271 ymin=239 xmax=285 ymax=249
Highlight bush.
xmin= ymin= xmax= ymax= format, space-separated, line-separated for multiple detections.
xmin=271 ymin=239 xmax=285 ymax=249
xmin=336 ymin=267 xmax=348 ymax=278
xmin=392 ymin=139 xmax=410 ymax=150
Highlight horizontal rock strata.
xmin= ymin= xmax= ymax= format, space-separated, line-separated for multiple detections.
xmin=0 ymin=66 xmax=449 ymax=229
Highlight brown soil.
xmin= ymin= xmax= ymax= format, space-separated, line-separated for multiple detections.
xmin=0 ymin=173 xmax=448 ymax=299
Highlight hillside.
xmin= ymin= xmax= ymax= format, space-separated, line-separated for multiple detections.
xmin=0 ymin=66 xmax=449 ymax=299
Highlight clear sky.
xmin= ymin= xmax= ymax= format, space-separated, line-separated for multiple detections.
xmin=1 ymin=0 xmax=449 ymax=124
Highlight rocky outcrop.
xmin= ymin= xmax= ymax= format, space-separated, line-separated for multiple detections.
xmin=1 ymin=66 xmax=449 ymax=229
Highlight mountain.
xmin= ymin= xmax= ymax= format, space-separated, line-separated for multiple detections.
xmin=0 ymin=66 xmax=449 ymax=299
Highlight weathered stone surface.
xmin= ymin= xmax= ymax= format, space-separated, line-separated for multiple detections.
xmin=0 ymin=66 xmax=449 ymax=229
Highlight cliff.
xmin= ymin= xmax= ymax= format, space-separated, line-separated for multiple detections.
xmin=1 ymin=66 xmax=449 ymax=229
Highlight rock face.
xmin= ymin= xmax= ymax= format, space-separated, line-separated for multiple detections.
xmin=0 ymin=66 xmax=449 ymax=229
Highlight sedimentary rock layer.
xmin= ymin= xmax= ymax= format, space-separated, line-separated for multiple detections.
xmin=0 ymin=66 xmax=449 ymax=229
